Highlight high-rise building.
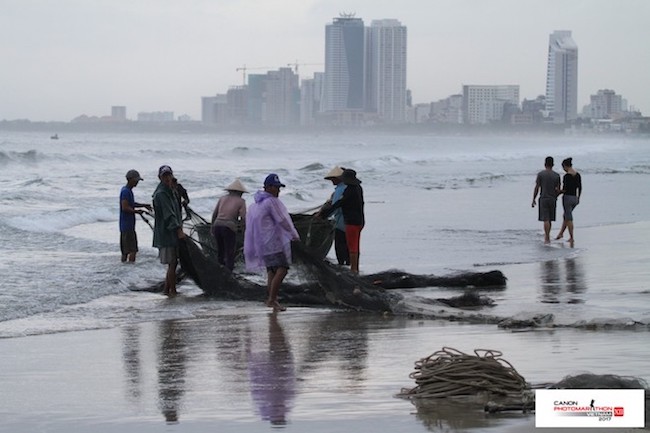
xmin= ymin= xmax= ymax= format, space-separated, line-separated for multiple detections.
xmin=111 ymin=106 xmax=126 ymax=121
xmin=583 ymin=89 xmax=626 ymax=119
xmin=300 ymin=72 xmax=324 ymax=126
xmin=545 ymin=30 xmax=578 ymax=124
xmin=462 ymin=85 xmax=520 ymax=124
xmin=366 ymin=19 xmax=407 ymax=123
xmin=322 ymin=15 xmax=365 ymax=113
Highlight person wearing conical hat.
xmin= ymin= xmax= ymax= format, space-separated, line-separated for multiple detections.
xmin=317 ymin=166 xmax=349 ymax=266
xmin=323 ymin=169 xmax=364 ymax=274
xmin=211 ymin=178 xmax=248 ymax=271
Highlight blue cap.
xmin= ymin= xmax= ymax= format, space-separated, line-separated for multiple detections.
xmin=264 ymin=173 xmax=285 ymax=188
xmin=158 ymin=165 xmax=173 ymax=177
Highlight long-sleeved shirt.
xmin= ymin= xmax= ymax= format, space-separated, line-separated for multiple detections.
xmin=152 ymin=182 xmax=182 ymax=248
xmin=211 ymin=193 xmax=247 ymax=233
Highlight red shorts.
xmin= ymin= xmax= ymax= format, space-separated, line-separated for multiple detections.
xmin=345 ymin=224 xmax=363 ymax=253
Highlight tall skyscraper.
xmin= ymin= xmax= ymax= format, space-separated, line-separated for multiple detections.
xmin=322 ymin=15 xmax=365 ymax=113
xmin=545 ymin=30 xmax=578 ymax=124
xmin=366 ymin=19 xmax=407 ymax=123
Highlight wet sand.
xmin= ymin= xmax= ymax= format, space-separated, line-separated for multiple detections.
xmin=1 ymin=222 xmax=649 ymax=432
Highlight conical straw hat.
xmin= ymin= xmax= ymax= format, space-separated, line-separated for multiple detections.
xmin=225 ymin=178 xmax=248 ymax=193
xmin=324 ymin=165 xmax=344 ymax=180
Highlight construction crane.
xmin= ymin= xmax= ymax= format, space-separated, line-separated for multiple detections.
xmin=235 ymin=65 xmax=273 ymax=85
xmin=286 ymin=61 xmax=323 ymax=74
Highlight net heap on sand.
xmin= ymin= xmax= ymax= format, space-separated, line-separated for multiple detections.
xmin=398 ymin=347 xmax=529 ymax=399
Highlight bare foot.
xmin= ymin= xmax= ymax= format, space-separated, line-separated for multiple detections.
xmin=555 ymin=234 xmax=563 ymax=240
xmin=544 ymin=238 xmax=551 ymax=245
xmin=272 ymin=301 xmax=286 ymax=312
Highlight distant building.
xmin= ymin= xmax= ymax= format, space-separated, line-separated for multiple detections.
xmin=545 ymin=30 xmax=578 ymax=124
xmin=431 ymin=94 xmax=463 ymax=124
xmin=245 ymin=68 xmax=300 ymax=127
xmin=322 ymin=15 xmax=366 ymax=113
xmin=365 ymin=19 xmax=407 ymax=123
xmin=522 ymin=95 xmax=546 ymax=123
xmin=226 ymin=86 xmax=248 ymax=125
xmin=111 ymin=106 xmax=127 ymax=121
xmin=300 ymin=72 xmax=324 ymax=126
xmin=462 ymin=85 xmax=519 ymax=124
xmin=201 ymin=95 xmax=227 ymax=125
xmin=137 ymin=111 xmax=174 ymax=122
xmin=263 ymin=68 xmax=300 ymax=126
xmin=582 ymin=89 xmax=626 ymax=119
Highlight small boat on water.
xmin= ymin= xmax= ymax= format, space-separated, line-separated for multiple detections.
xmin=50 ymin=134 xmax=59 ymax=140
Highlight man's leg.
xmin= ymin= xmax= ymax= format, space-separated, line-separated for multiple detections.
xmin=166 ymin=262 xmax=177 ymax=296
xmin=543 ymin=221 xmax=552 ymax=244
xmin=266 ymin=267 xmax=287 ymax=311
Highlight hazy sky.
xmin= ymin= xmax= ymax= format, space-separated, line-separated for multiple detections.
xmin=2 ymin=0 xmax=649 ymax=121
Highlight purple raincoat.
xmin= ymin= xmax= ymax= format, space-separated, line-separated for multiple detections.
xmin=244 ymin=191 xmax=299 ymax=273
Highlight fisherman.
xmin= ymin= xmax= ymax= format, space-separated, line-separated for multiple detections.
xmin=317 ymin=166 xmax=349 ymax=266
xmin=211 ymin=178 xmax=248 ymax=271
xmin=153 ymin=165 xmax=186 ymax=296
xmin=119 ymin=169 xmax=152 ymax=263
xmin=323 ymin=169 xmax=364 ymax=274
xmin=244 ymin=173 xmax=300 ymax=312
xmin=172 ymin=177 xmax=191 ymax=221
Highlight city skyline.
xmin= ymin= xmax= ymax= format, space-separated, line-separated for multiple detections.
xmin=1 ymin=0 xmax=649 ymax=122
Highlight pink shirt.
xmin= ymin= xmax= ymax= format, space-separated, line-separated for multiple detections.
xmin=211 ymin=194 xmax=246 ymax=232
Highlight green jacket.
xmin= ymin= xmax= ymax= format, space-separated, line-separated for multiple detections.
xmin=152 ymin=181 xmax=182 ymax=248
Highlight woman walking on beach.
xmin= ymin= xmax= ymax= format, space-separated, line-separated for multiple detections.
xmin=556 ymin=157 xmax=582 ymax=243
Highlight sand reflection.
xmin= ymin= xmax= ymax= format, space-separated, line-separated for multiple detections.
xmin=157 ymin=320 xmax=188 ymax=424
xmin=246 ymin=313 xmax=296 ymax=426
xmin=539 ymin=257 xmax=587 ymax=304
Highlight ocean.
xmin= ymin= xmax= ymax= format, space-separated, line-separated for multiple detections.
xmin=1 ymin=130 xmax=649 ymax=432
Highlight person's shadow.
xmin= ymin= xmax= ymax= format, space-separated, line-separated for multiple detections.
xmin=247 ymin=313 xmax=296 ymax=426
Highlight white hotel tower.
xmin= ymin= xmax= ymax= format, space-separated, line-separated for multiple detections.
xmin=545 ymin=30 xmax=578 ymax=124
xmin=366 ymin=19 xmax=407 ymax=123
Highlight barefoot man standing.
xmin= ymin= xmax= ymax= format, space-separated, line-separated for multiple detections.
xmin=532 ymin=156 xmax=561 ymax=244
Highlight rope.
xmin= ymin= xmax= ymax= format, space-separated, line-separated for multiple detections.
xmin=398 ymin=347 xmax=529 ymax=399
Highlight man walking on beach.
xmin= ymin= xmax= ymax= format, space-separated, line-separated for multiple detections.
xmin=244 ymin=173 xmax=300 ymax=312
xmin=152 ymin=165 xmax=186 ymax=296
xmin=119 ymin=169 xmax=152 ymax=262
xmin=532 ymin=156 xmax=561 ymax=244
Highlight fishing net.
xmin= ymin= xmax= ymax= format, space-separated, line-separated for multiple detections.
xmin=549 ymin=373 xmax=649 ymax=390
xmin=398 ymin=347 xmax=529 ymax=399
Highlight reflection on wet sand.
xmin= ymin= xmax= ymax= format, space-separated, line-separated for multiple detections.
xmin=299 ymin=313 xmax=369 ymax=387
xmin=121 ymin=325 xmax=142 ymax=402
xmin=157 ymin=320 xmax=188 ymax=424
xmin=120 ymin=311 xmax=374 ymax=426
xmin=247 ymin=313 xmax=296 ymax=426
xmin=540 ymin=257 xmax=587 ymax=304
xmin=412 ymin=397 xmax=527 ymax=432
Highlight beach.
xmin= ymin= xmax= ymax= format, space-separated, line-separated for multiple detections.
xmin=1 ymin=221 xmax=648 ymax=432
xmin=1 ymin=131 xmax=649 ymax=432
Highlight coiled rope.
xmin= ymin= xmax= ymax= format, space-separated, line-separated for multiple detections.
xmin=399 ymin=347 xmax=529 ymax=399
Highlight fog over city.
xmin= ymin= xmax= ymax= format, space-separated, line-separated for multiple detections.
xmin=1 ymin=0 xmax=649 ymax=122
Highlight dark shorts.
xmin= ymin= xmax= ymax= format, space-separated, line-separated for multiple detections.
xmin=120 ymin=231 xmax=138 ymax=255
xmin=264 ymin=252 xmax=290 ymax=273
xmin=538 ymin=197 xmax=557 ymax=222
